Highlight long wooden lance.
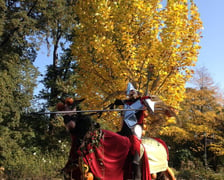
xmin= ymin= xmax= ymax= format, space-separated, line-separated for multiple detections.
xmin=35 ymin=108 xmax=145 ymax=115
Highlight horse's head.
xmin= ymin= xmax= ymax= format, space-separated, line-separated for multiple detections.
xmin=56 ymin=97 xmax=100 ymax=140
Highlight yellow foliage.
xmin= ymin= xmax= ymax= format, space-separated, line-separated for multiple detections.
xmin=71 ymin=0 xmax=202 ymax=127
xmin=177 ymin=85 xmax=224 ymax=156
xmin=167 ymin=117 xmax=176 ymax=124
xmin=160 ymin=126 xmax=192 ymax=143
xmin=209 ymin=143 xmax=224 ymax=156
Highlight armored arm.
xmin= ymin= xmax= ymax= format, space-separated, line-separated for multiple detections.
xmin=107 ymin=99 xmax=124 ymax=109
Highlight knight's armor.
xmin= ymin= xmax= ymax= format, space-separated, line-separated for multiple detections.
xmin=123 ymin=99 xmax=144 ymax=140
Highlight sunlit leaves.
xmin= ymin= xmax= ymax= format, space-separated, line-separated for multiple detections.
xmin=71 ymin=0 xmax=202 ymax=120
xmin=163 ymin=68 xmax=224 ymax=157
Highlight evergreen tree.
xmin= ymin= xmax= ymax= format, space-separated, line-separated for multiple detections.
xmin=33 ymin=0 xmax=78 ymax=134
xmin=0 ymin=0 xmax=41 ymax=171
xmin=37 ymin=0 xmax=78 ymax=105
xmin=0 ymin=0 xmax=40 ymax=131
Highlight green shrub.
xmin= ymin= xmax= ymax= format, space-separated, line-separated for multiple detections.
xmin=177 ymin=167 xmax=224 ymax=180
xmin=2 ymin=150 xmax=68 ymax=179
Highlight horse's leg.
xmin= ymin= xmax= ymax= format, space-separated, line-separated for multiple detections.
xmin=163 ymin=167 xmax=176 ymax=180
xmin=151 ymin=167 xmax=176 ymax=180
xmin=155 ymin=172 xmax=166 ymax=180
xmin=151 ymin=173 xmax=157 ymax=179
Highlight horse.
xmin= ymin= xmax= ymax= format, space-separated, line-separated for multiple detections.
xmin=58 ymin=99 xmax=175 ymax=180
xmin=61 ymin=111 xmax=150 ymax=180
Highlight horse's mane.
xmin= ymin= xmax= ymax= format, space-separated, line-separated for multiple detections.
xmin=69 ymin=113 xmax=101 ymax=146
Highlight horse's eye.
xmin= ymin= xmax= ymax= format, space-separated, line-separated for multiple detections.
xmin=63 ymin=115 xmax=73 ymax=124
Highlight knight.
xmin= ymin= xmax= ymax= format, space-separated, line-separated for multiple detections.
xmin=108 ymin=82 xmax=154 ymax=180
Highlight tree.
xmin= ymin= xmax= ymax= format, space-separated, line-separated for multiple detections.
xmin=70 ymin=0 xmax=202 ymax=129
xmin=0 ymin=0 xmax=40 ymax=129
xmin=0 ymin=0 xmax=40 ymax=169
xmin=33 ymin=0 xmax=79 ymax=134
xmin=37 ymin=0 xmax=78 ymax=105
xmin=162 ymin=67 xmax=224 ymax=170
xmin=0 ymin=1 xmax=79 ymax=176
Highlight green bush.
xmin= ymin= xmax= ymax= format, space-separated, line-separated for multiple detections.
xmin=177 ymin=168 xmax=224 ymax=180
xmin=2 ymin=150 xmax=68 ymax=179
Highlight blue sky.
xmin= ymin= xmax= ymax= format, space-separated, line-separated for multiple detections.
xmin=35 ymin=0 xmax=224 ymax=94
xmin=194 ymin=0 xmax=224 ymax=90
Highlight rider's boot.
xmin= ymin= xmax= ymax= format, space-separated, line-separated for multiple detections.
xmin=132 ymin=152 xmax=141 ymax=180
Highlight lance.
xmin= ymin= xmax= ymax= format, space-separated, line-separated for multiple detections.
xmin=34 ymin=108 xmax=146 ymax=115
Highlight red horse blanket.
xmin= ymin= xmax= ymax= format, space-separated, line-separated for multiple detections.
xmin=65 ymin=129 xmax=150 ymax=180
xmin=83 ymin=130 xmax=131 ymax=180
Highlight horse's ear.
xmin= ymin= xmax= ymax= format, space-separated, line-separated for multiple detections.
xmin=74 ymin=98 xmax=85 ymax=106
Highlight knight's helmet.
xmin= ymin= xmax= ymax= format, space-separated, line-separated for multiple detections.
xmin=126 ymin=82 xmax=137 ymax=96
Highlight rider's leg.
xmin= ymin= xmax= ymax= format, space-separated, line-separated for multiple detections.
xmin=132 ymin=151 xmax=141 ymax=180
xmin=130 ymin=125 xmax=144 ymax=180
